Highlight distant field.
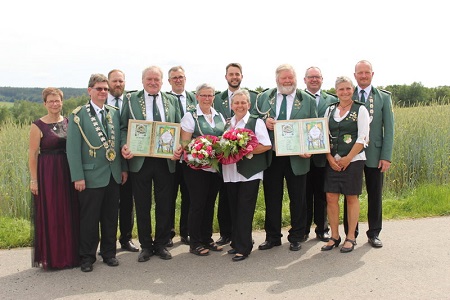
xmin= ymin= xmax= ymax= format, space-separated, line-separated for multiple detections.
xmin=0 ymin=101 xmax=13 ymax=107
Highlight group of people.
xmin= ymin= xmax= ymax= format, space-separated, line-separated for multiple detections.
xmin=29 ymin=60 xmax=394 ymax=272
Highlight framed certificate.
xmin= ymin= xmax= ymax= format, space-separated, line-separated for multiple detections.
xmin=127 ymin=120 xmax=180 ymax=158
xmin=274 ymin=117 xmax=330 ymax=156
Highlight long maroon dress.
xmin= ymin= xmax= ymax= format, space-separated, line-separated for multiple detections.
xmin=32 ymin=118 xmax=79 ymax=269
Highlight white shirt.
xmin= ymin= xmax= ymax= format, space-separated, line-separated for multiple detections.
xmin=276 ymin=90 xmax=296 ymax=120
xmin=144 ymin=92 xmax=166 ymax=121
xmin=324 ymin=104 xmax=370 ymax=162
xmin=222 ymin=112 xmax=272 ymax=182
xmin=181 ymin=104 xmax=225 ymax=173
xmin=358 ymin=85 xmax=372 ymax=101
xmin=107 ymin=94 xmax=123 ymax=112
xmin=90 ymin=101 xmax=105 ymax=123
xmin=171 ymin=90 xmax=187 ymax=114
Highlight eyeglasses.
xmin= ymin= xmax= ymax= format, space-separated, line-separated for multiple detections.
xmin=306 ymin=76 xmax=322 ymax=80
xmin=199 ymin=94 xmax=214 ymax=99
xmin=92 ymin=87 xmax=110 ymax=92
xmin=170 ymin=76 xmax=185 ymax=81
xmin=46 ymin=100 xmax=62 ymax=105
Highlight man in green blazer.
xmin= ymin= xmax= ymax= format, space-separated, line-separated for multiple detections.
xmin=213 ymin=63 xmax=259 ymax=246
xmin=303 ymin=66 xmax=337 ymax=243
xmin=347 ymin=60 xmax=394 ymax=248
xmin=253 ymin=64 xmax=317 ymax=252
xmin=67 ymin=73 xmax=127 ymax=272
xmin=120 ymin=66 xmax=181 ymax=262
xmin=166 ymin=65 xmax=197 ymax=246
xmin=106 ymin=69 xmax=139 ymax=253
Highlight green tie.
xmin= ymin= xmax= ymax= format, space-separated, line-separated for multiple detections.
xmin=114 ymin=97 xmax=120 ymax=109
xmin=100 ymin=109 xmax=108 ymax=135
xmin=360 ymin=90 xmax=366 ymax=103
xmin=278 ymin=94 xmax=287 ymax=120
xmin=151 ymin=94 xmax=161 ymax=121
xmin=176 ymin=94 xmax=184 ymax=118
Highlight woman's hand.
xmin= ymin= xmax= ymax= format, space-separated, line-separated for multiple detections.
xmin=30 ymin=180 xmax=38 ymax=195
xmin=337 ymin=156 xmax=351 ymax=171
xmin=74 ymin=180 xmax=86 ymax=192
xmin=171 ymin=145 xmax=183 ymax=161
xmin=327 ymin=155 xmax=341 ymax=172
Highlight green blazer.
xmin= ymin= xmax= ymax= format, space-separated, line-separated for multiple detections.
xmin=213 ymin=89 xmax=258 ymax=121
xmin=120 ymin=90 xmax=181 ymax=173
xmin=353 ymin=86 xmax=394 ymax=168
xmin=254 ymin=88 xmax=317 ymax=176
xmin=67 ymin=103 xmax=124 ymax=188
xmin=167 ymin=90 xmax=198 ymax=114
xmin=311 ymin=90 xmax=337 ymax=167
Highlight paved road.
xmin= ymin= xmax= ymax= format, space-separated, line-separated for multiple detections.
xmin=1 ymin=216 xmax=449 ymax=300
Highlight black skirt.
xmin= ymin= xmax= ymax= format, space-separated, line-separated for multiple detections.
xmin=324 ymin=160 xmax=365 ymax=195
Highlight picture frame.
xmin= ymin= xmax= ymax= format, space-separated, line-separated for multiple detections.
xmin=273 ymin=117 xmax=330 ymax=156
xmin=127 ymin=120 xmax=180 ymax=158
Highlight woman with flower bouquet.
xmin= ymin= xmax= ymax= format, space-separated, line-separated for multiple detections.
xmin=180 ymin=83 xmax=226 ymax=256
xmin=221 ymin=89 xmax=272 ymax=262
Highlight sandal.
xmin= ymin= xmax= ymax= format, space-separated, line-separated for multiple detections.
xmin=190 ymin=246 xmax=209 ymax=256
xmin=340 ymin=238 xmax=356 ymax=253
xmin=206 ymin=242 xmax=223 ymax=252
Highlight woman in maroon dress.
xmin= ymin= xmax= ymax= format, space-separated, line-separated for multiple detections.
xmin=29 ymin=87 xmax=79 ymax=269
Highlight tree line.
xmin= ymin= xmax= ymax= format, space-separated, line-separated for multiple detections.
xmin=0 ymin=82 xmax=449 ymax=125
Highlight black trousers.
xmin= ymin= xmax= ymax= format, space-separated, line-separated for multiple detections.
xmin=169 ymin=161 xmax=190 ymax=238
xmin=183 ymin=164 xmax=222 ymax=250
xmin=344 ymin=165 xmax=384 ymax=238
xmin=305 ymin=160 xmax=328 ymax=235
xmin=79 ymin=175 xmax=119 ymax=264
xmin=263 ymin=154 xmax=307 ymax=243
xmin=227 ymin=179 xmax=259 ymax=256
xmin=118 ymin=173 xmax=134 ymax=245
xmin=217 ymin=182 xmax=232 ymax=238
xmin=132 ymin=157 xmax=174 ymax=251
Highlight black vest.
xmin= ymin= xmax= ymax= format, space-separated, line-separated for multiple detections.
xmin=328 ymin=102 xmax=364 ymax=157
xmin=236 ymin=116 xmax=271 ymax=179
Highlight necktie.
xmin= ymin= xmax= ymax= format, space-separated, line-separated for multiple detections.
xmin=278 ymin=94 xmax=288 ymax=120
xmin=360 ymin=90 xmax=366 ymax=103
xmin=114 ymin=97 xmax=120 ymax=110
xmin=176 ymin=94 xmax=184 ymax=118
xmin=315 ymin=94 xmax=320 ymax=108
xmin=100 ymin=109 xmax=108 ymax=135
xmin=151 ymin=94 xmax=161 ymax=121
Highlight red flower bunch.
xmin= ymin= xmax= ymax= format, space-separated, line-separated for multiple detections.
xmin=217 ymin=128 xmax=259 ymax=165
xmin=184 ymin=135 xmax=220 ymax=171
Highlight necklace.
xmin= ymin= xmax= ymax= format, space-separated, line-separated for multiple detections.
xmin=52 ymin=122 xmax=58 ymax=131
xmin=339 ymin=101 xmax=352 ymax=110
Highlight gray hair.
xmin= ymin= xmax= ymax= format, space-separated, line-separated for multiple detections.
xmin=196 ymin=83 xmax=215 ymax=94
xmin=142 ymin=66 xmax=163 ymax=80
xmin=335 ymin=76 xmax=354 ymax=89
xmin=276 ymin=64 xmax=296 ymax=80
xmin=231 ymin=89 xmax=250 ymax=104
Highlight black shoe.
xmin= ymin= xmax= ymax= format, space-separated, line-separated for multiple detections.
xmin=80 ymin=262 xmax=93 ymax=272
xmin=316 ymin=232 xmax=330 ymax=242
xmin=368 ymin=236 xmax=383 ymax=248
xmin=321 ymin=236 xmax=341 ymax=251
xmin=232 ymin=254 xmax=248 ymax=262
xmin=166 ymin=239 xmax=174 ymax=247
xmin=258 ymin=240 xmax=281 ymax=250
xmin=180 ymin=236 xmax=190 ymax=245
xmin=154 ymin=247 xmax=172 ymax=260
xmin=289 ymin=241 xmax=301 ymax=251
xmin=216 ymin=236 xmax=231 ymax=245
xmin=227 ymin=248 xmax=238 ymax=255
xmin=138 ymin=248 xmax=154 ymax=262
xmin=103 ymin=257 xmax=119 ymax=267
xmin=300 ymin=234 xmax=309 ymax=242
xmin=340 ymin=238 xmax=357 ymax=253
xmin=121 ymin=240 xmax=139 ymax=252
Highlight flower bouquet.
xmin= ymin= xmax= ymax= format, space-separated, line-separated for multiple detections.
xmin=217 ymin=128 xmax=259 ymax=165
xmin=184 ymin=135 xmax=220 ymax=171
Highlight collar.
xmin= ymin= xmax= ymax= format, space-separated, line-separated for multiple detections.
xmin=195 ymin=104 xmax=220 ymax=116
xmin=90 ymin=100 xmax=104 ymax=113
xmin=358 ymin=85 xmax=372 ymax=95
xmin=231 ymin=111 xmax=250 ymax=127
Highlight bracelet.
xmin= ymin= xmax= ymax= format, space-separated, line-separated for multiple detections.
xmin=30 ymin=180 xmax=38 ymax=185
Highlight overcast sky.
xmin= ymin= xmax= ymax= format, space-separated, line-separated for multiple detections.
xmin=1 ymin=0 xmax=446 ymax=93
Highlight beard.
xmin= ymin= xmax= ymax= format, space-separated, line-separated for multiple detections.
xmin=110 ymin=86 xmax=125 ymax=97
xmin=277 ymin=83 xmax=296 ymax=95
xmin=227 ymin=79 xmax=241 ymax=89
